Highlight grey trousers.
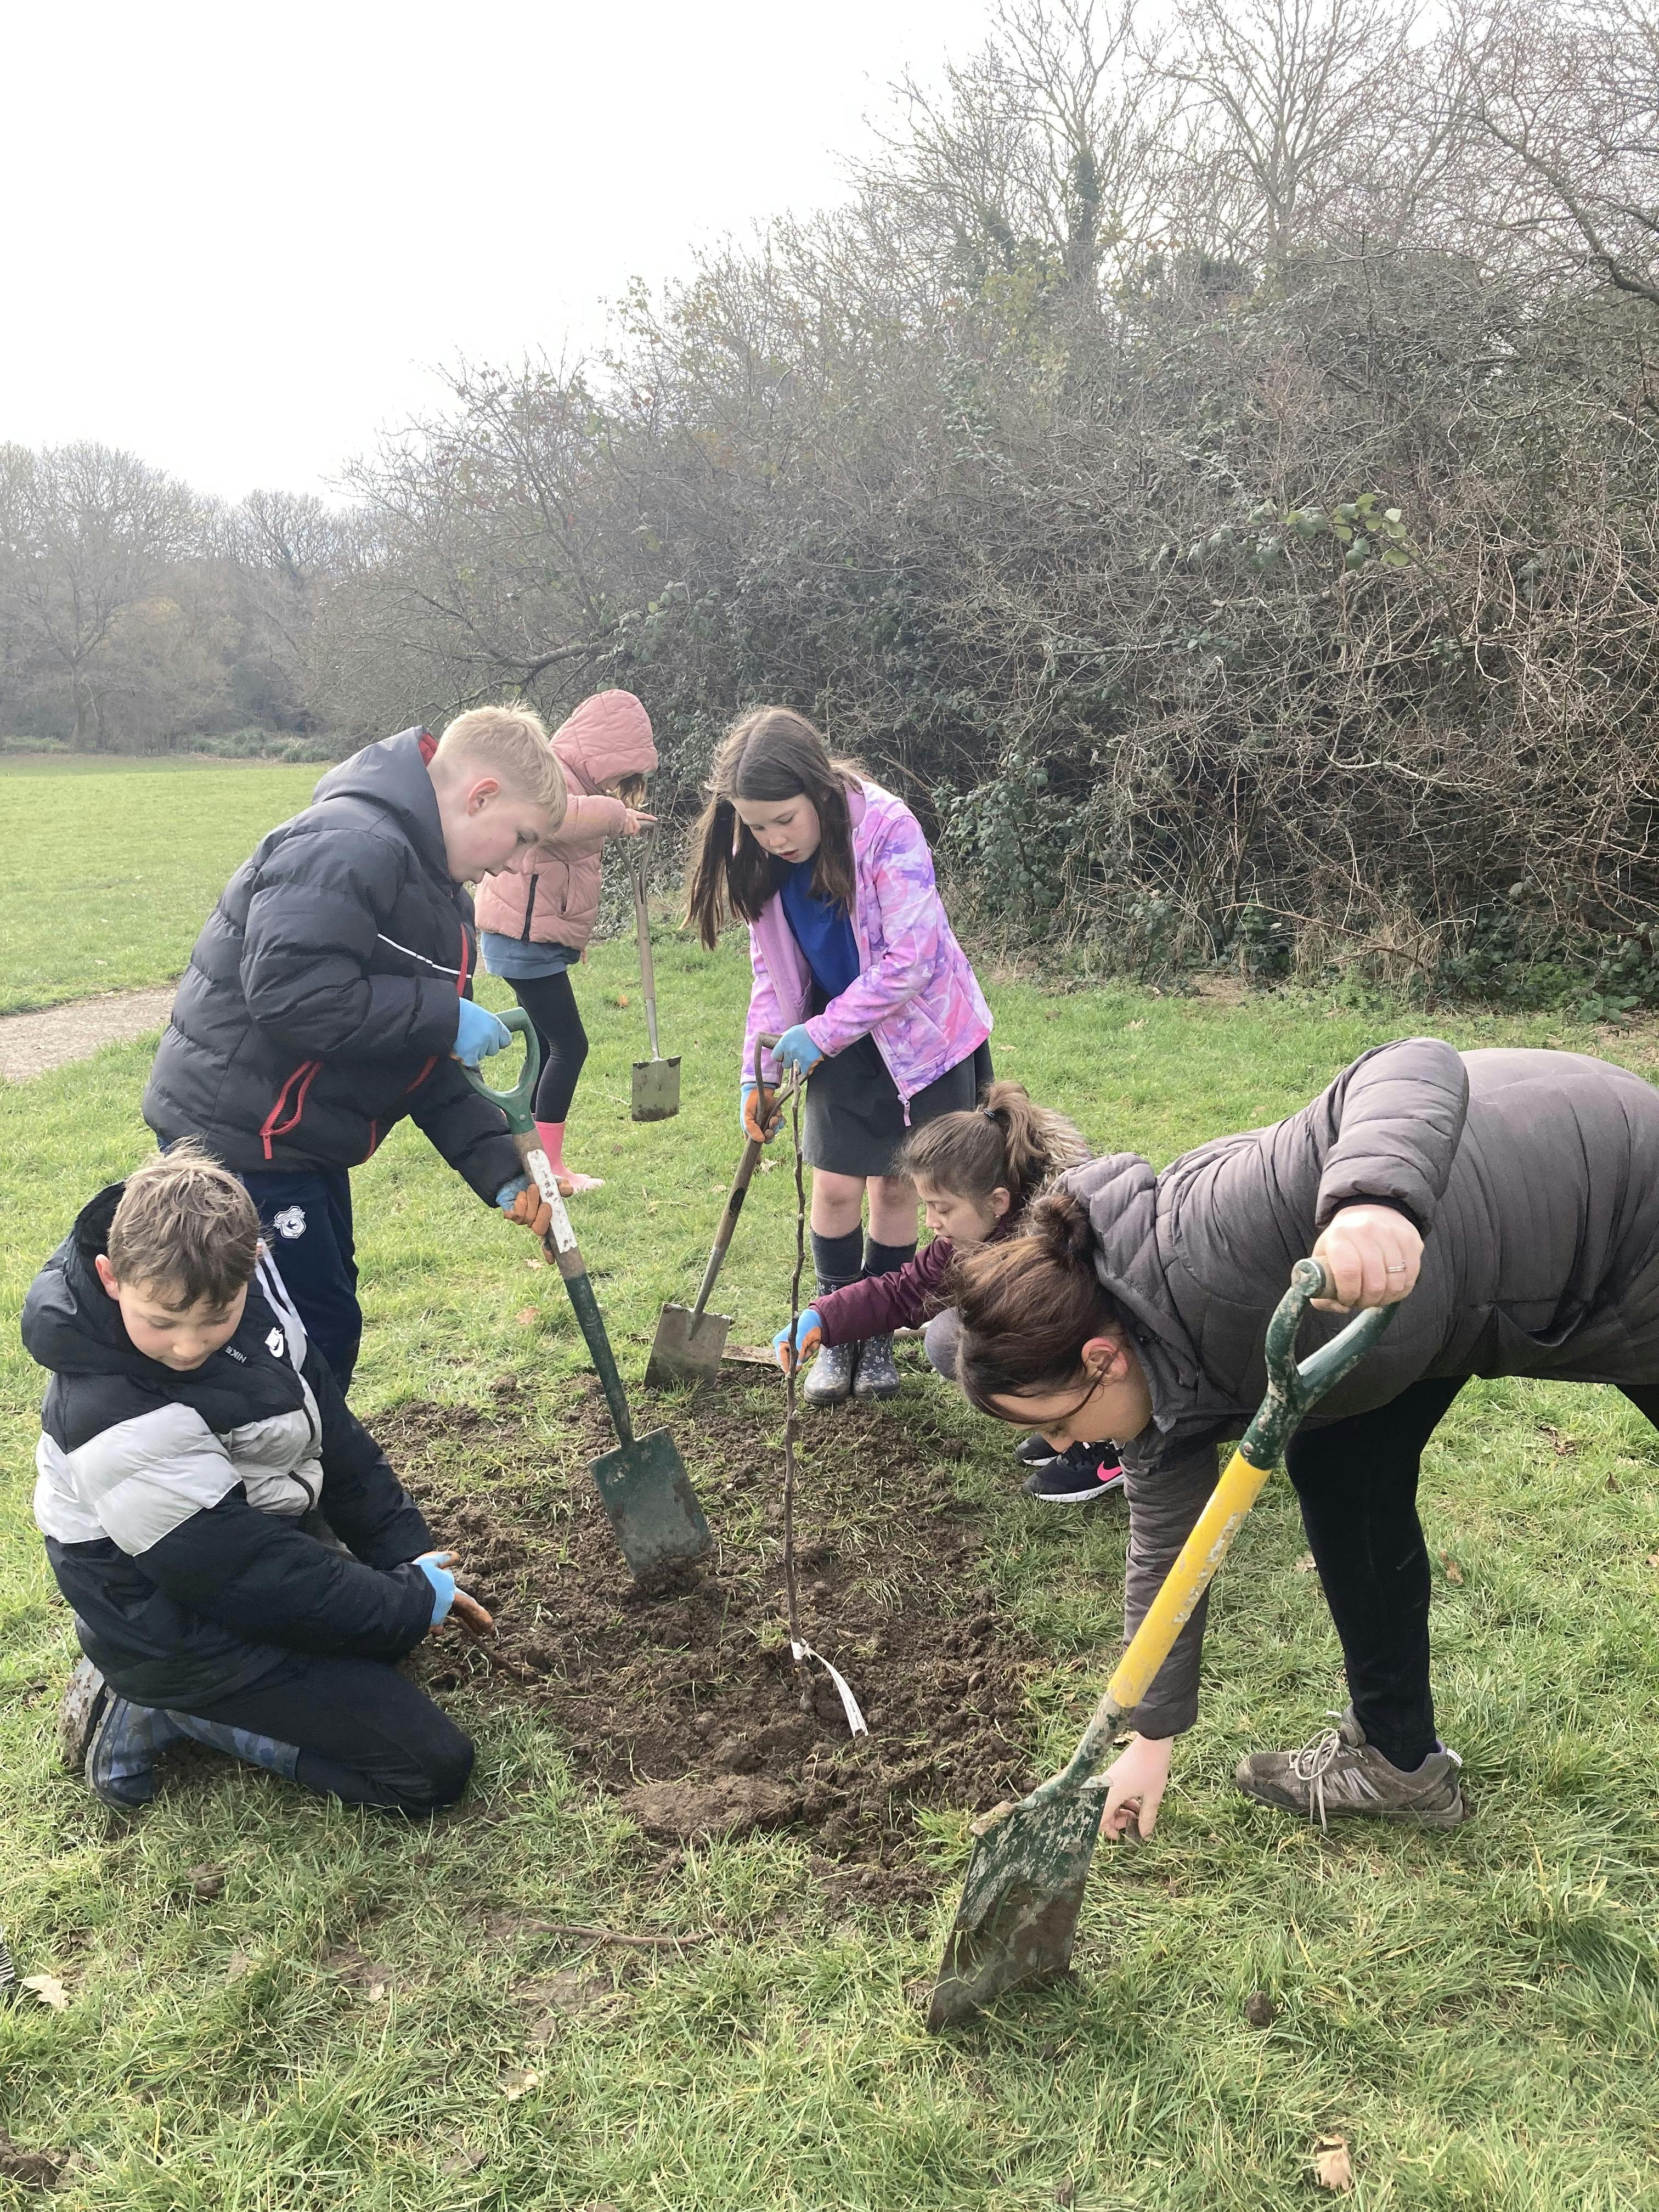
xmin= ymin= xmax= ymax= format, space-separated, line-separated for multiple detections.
xmin=923 ymin=1307 xmax=960 ymax=1380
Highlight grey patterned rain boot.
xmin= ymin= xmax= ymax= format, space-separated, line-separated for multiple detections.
xmin=59 ymin=1656 xmax=109 ymax=1773
xmin=802 ymin=1273 xmax=860 ymax=1406
xmin=1236 ymin=1707 xmax=1465 ymax=1829
xmin=803 ymin=1335 xmax=859 ymax=1406
xmin=852 ymin=1334 xmax=900 ymax=1400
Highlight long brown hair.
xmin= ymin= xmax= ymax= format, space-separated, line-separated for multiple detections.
xmin=899 ymin=1081 xmax=1088 ymax=1222
xmin=951 ymin=1186 xmax=1121 ymax=1418
xmin=685 ymin=707 xmax=863 ymax=949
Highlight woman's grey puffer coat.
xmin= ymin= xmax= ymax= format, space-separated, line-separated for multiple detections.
xmin=1075 ymin=1037 xmax=1659 ymax=1736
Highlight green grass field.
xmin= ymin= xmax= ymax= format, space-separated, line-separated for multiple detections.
xmin=0 ymin=755 xmax=320 ymax=1013
xmin=2 ymin=758 xmax=1658 ymax=2208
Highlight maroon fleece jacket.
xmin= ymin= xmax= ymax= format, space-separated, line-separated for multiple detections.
xmin=814 ymin=1216 xmax=1015 ymax=1345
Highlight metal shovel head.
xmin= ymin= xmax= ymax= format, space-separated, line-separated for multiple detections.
xmin=631 ymin=1054 xmax=681 ymax=1122
xmin=645 ymin=1302 xmax=732 ymax=1391
xmin=589 ymin=1424 xmax=712 ymax=1581
xmin=925 ymin=1773 xmax=1107 ymax=2032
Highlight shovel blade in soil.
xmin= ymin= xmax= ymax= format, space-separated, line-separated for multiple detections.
xmin=631 ymin=1056 xmax=681 ymax=1122
xmin=644 ymin=1304 xmax=732 ymax=1391
xmin=925 ymin=1776 xmax=1107 ymax=2032
xmin=590 ymin=1426 xmax=712 ymax=1578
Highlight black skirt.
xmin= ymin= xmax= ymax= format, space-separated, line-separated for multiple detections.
xmin=802 ymin=1032 xmax=991 ymax=1179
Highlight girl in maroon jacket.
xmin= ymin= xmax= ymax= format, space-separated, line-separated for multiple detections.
xmin=771 ymin=1084 xmax=1118 ymax=1501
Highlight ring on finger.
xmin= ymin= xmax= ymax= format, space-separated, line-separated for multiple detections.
xmin=1385 ymin=1262 xmax=1407 ymax=1274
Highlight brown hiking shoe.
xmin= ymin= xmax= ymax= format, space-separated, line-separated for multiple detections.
xmin=1236 ymin=1708 xmax=1466 ymax=1830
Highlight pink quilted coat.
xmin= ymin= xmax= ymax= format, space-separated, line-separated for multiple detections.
xmin=743 ymin=780 xmax=992 ymax=1115
xmin=473 ymin=691 xmax=658 ymax=952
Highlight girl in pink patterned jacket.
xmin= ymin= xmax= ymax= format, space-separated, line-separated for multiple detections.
xmin=686 ymin=707 xmax=994 ymax=1406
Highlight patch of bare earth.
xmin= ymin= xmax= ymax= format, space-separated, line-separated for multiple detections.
xmin=379 ymin=1375 xmax=1042 ymax=1909
xmin=0 ymin=985 xmax=176 ymax=1080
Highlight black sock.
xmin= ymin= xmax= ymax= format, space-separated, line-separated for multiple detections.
xmin=862 ymin=1237 xmax=917 ymax=1280
xmin=811 ymin=1228 xmax=864 ymax=1289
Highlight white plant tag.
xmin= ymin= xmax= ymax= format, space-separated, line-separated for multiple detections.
xmin=792 ymin=1641 xmax=869 ymax=1737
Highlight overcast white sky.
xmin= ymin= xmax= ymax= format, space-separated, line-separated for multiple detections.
xmin=2 ymin=0 xmax=992 ymax=502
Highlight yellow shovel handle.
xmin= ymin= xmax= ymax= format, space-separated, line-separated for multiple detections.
xmin=1105 ymin=1444 xmax=1272 ymax=1715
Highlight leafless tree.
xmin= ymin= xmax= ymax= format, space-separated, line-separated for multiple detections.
xmin=1460 ymin=0 xmax=1659 ymax=307
xmin=0 ymin=443 xmax=198 ymax=747
xmin=859 ymin=0 xmax=1176 ymax=295
xmin=1158 ymin=0 xmax=1419 ymax=267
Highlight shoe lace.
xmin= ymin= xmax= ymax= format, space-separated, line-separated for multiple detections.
xmin=1286 ymin=1713 xmax=1349 ymax=1831
xmin=1284 ymin=1713 xmax=1464 ymax=1830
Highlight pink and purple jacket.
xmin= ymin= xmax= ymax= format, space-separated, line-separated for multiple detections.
xmin=742 ymin=779 xmax=992 ymax=1116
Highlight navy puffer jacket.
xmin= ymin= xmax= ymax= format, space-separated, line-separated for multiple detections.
xmin=143 ymin=730 xmax=519 ymax=1198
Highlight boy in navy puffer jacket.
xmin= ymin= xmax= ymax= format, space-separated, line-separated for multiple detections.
xmin=26 ymin=1147 xmax=486 ymax=1816
xmin=143 ymin=704 xmax=567 ymax=1391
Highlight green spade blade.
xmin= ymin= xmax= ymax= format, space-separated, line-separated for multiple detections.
xmin=590 ymin=1426 xmax=712 ymax=1581
xmin=926 ymin=1770 xmax=1108 ymax=2031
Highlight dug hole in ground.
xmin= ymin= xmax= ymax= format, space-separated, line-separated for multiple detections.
xmin=386 ymin=1361 xmax=1045 ymax=1911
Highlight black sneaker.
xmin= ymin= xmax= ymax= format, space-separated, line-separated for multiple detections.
xmin=1021 ymin=1442 xmax=1124 ymax=1503
xmin=1015 ymin=1434 xmax=1058 ymax=1466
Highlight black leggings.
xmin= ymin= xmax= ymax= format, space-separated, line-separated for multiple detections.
xmin=176 ymin=1651 xmax=474 ymax=1816
xmin=507 ymin=968 xmax=588 ymax=1126
xmin=1286 ymin=1377 xmax=1659 ymax=1770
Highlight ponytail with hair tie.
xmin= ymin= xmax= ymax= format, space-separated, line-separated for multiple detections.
xmin=898 ymin=1080 xmax=1088 ymax=1221
xmin=1035 ymin=1185 xmax=1099 ymax=1267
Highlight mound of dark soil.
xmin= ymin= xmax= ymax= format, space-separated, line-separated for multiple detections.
xmin=377 ymin=1375 xmax=1043 ymax=1905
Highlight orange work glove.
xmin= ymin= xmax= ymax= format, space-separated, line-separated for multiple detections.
xmin=742 ymin=1082 xmax=783 ymax=1143
xmin=498 ymin=1178 xmax=554 ymax=1240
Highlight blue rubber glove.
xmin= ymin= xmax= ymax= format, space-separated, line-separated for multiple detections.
xmin=415 ymin=1550 xmax=456 ymax=1627
xmin=772 ymin=1308 xmax=824 ymax=1373
xmin=454 ymin=997 xmax=512 ymax=1067
xmin=496 ymin=1175 xmax=529 ymax=1211
xmin=774 ymin=1024 xmax=825 ymax=1079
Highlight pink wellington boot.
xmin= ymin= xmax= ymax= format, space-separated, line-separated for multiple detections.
xmin=534 ymin=1120 xmax=604 ymax=1194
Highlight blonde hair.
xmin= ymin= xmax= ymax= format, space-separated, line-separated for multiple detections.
xmin=108 ymin=1141 xmax=262 ymax=1310
xmin=435 ymin=704 xmax=567 ymax=823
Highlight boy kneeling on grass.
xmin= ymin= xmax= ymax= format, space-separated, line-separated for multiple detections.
xmin=27 ymin=1147 xmax=489 ymax=1816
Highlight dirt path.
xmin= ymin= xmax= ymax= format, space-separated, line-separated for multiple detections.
xmin=0 ymin=985 xmax=176 ymax=1082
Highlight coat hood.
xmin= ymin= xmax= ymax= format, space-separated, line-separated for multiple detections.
xmin=21 ymin=1184 xmax=301 ymax=1433
xmin=553 ymin=692 xmax=657 ymax=793
xmin=312 ymin=729 xmax=450 ymax=881
xmin=22 ymin=1184 xmax=149 ymax=1385
xmin=1059 ymin=1152 xmax=1240 ymax=1443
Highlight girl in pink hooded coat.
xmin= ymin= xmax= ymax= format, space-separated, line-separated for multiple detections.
xmin=686 ymin=706 xmax=994 ymax=1405
xmin=474 ymin=691 xmax=657 ymax=1190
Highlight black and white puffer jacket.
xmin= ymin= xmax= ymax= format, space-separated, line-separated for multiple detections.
xmin=24 ymin=1183 xmax=439 ymax=1710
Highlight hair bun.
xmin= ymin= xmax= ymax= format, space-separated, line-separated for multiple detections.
xmin=1035 ymin=1185 xmax=1094 ymax=1267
